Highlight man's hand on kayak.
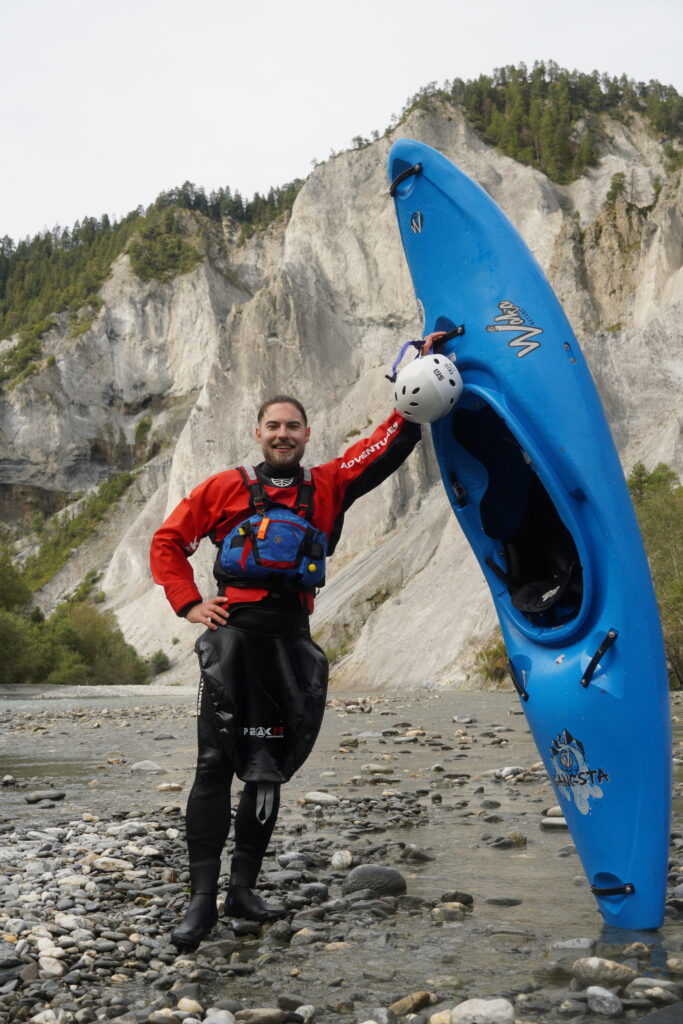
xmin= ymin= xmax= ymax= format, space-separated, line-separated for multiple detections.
xmin=420 ymin=331 xmax=447 ymax=355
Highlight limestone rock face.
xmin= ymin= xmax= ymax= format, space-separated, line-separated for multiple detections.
xmin=2 ymin=104 xmax=682 ymax=690
xmin=0 ymin=257 xmax=248 ymax=494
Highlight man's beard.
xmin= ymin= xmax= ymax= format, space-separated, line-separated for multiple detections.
xmin=266 ymin=444 xmax=301 ymax=470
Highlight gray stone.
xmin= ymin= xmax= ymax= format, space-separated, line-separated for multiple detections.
xmin=277 ymin=993 xmax=309 ymax=1011
xmin=341 ymin=865 xmax=407 ymax=898
xmin=540 ymin=816 xmax=569 ymax=829
xmin=586 ymin=986 xmax=623 ymax=1017
xmin=204 ymin=1013 xmax=237 ymax=1024
xmin=365 ymin=1010 xmax=397 ymax=1024
xmin=25 ymin=791 xmax=66 ymax=805
xmin=330 ymin=850 xmax=353 ymax=869
xmin=300 ymin=883 xmax=328 ymax=900
xmin=450 ymin=998 xmax=515 ymax=1023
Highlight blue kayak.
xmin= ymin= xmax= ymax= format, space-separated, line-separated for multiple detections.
xmin=388 ymin=138 xmax=671 ymax=930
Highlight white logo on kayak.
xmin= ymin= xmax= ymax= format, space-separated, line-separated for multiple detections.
xmin=410 ymin=211 xmax=424 ymax=234
xmin=486 ymin=300 xmax=543 ymax=358
xmin=550 ymin=729 xmax=609 ymax=815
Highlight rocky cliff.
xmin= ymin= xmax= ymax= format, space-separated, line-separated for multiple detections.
xmin=2 ymin=101 xmax=682 ymax=690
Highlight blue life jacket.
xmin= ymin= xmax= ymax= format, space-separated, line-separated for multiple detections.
xmin=219 ymin=465 xmax=327 ymax=590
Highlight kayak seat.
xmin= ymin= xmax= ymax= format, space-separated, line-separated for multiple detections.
xmin=501 ymin=477 xmax=582 ymax=617
xmin=452 ymin=403 xmax=583 ymax=625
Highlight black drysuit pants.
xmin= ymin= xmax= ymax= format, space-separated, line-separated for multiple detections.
xmin=187 ymin=601 xmax=328 ymax=886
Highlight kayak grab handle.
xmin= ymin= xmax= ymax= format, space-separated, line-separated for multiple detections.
xmin=389 ymin=162 xmax=422 ymax=197
xmin=591 ymin=882 xmax=635 ymax=897
xmin=508 ymin=660 xmax=529 ymax=702
xmin=433 ymin=324 xmax=466 ymax=348
xmin=580 ymin=629 xmax=618 ymax=688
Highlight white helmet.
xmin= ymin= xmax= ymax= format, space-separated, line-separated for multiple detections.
xmin=394 ymin=354 xmax=463 ymax=423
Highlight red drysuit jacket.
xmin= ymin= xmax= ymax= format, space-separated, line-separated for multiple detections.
xmin=150 ymin=410 xmax=421 ymax=616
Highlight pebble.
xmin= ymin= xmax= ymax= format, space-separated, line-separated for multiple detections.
xmin=88 ymin=855 xmax=135 ymax=871
xmin=302 ymin=791 xmax=338 ymax=805
xmin=428 ymin=1011 xmax=452 ymax=1024
xmin=551 ymin=937 xmax=595 ymax=954
xmin=572 ymin=955 xmax=639 ymax=988
xmin=330 ymin=850 xmax=353 ymax=869
xmin=37 ymin=955 xmax=65 ymax=977
xmin=178 ymin=997 xmax=205 ymax=1014
xmin=450 ymin=998 xmax=515 ymax=1023
xmin=625 ymin=977 xmax=683 ymax=1004
xmin=430 ymin=902 xmax=468 ymax=922
xmin=234 ymin=1010 xmax=295 ymax=1024
xmin=130 ymin=760 xmax=165 ymax=773
xmin=389 ymin=992 xmax=437 ymax=1015
xmin=540 ymin=815 xmax=568 ymax=830
xmin=24 ymin=791 xmax=66 ymax=805
xmin=586 ymin=985 xmax=623 ymax=1016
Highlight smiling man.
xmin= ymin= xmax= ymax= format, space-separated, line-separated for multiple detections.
xmin=150 ymin=390 xmax=424 ymax=950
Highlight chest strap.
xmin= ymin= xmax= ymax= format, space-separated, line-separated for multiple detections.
xmin=238 ymin=465 xmax=314 ymax=520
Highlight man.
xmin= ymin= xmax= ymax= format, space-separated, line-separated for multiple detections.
xmin=150 ymin=375 xmax=432 ymax=950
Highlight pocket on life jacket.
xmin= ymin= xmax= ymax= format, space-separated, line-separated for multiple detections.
xmin=219 ymin=507 xmax=326 ymax=587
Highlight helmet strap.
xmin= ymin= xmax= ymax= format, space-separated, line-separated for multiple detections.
xmin=385 ymin=340 xmax=422 ymax=383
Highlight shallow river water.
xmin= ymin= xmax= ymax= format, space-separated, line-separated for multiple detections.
xmin=1 ymin=683 xmax=682 ymax=1020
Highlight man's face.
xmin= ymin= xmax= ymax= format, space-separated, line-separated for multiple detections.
xmin=256 ymin=402 xmax=310 ymax=471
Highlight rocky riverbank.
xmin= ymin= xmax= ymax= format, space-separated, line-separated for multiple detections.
xmin=1 ymin=687 xmax=682 ymax=1024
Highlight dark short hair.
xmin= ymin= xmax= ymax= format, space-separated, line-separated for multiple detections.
xmin=257 ymin=395 xmax=308 ymax=425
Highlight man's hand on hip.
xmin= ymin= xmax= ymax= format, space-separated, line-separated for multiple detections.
xmin=186 ymin=597 xmax=229 ymax=630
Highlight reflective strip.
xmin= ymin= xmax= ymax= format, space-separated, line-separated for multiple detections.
xmin=256 ymin=784 xmax=276 ymax=824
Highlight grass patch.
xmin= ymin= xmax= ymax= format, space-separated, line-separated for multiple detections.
xmin=473 ymin=628 xmax=510 ymax=687
xmin=319 ymin=624 xmax=357 ymax=665
xmin=22 ymin=472 xmax=135 ymax=591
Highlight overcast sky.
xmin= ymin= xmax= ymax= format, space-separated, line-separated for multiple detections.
xmin=2 ymin=0 xmax=682 ymax=242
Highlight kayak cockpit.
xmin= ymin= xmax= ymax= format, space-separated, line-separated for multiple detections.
xmin=440 ymin=395 xmax=589 ymax=637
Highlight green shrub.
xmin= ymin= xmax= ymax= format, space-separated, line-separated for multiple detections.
xmin=474 ymin=629 xmax=510 ymax=685
xmin=128 ymin=209 xmax=202 ymax=283
xmin=48 ymin=601 xmax=148 ymax=686
xmin=0 ymin=542 xmax=33 ymax=612
xmin=628 ymin=462 xmax=683 ymax=686
xmin=149 ymin=649 xmax=171 ymax=675
xmin=134 ymin=415 xmax=152 ymax=446
xmin=606 ymin=172 xmax=627 ymax=206
xmin=0 ymin=603 xmax=148 ymax=687
xmin=0 ymin=610 xmax=50 ymax=684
